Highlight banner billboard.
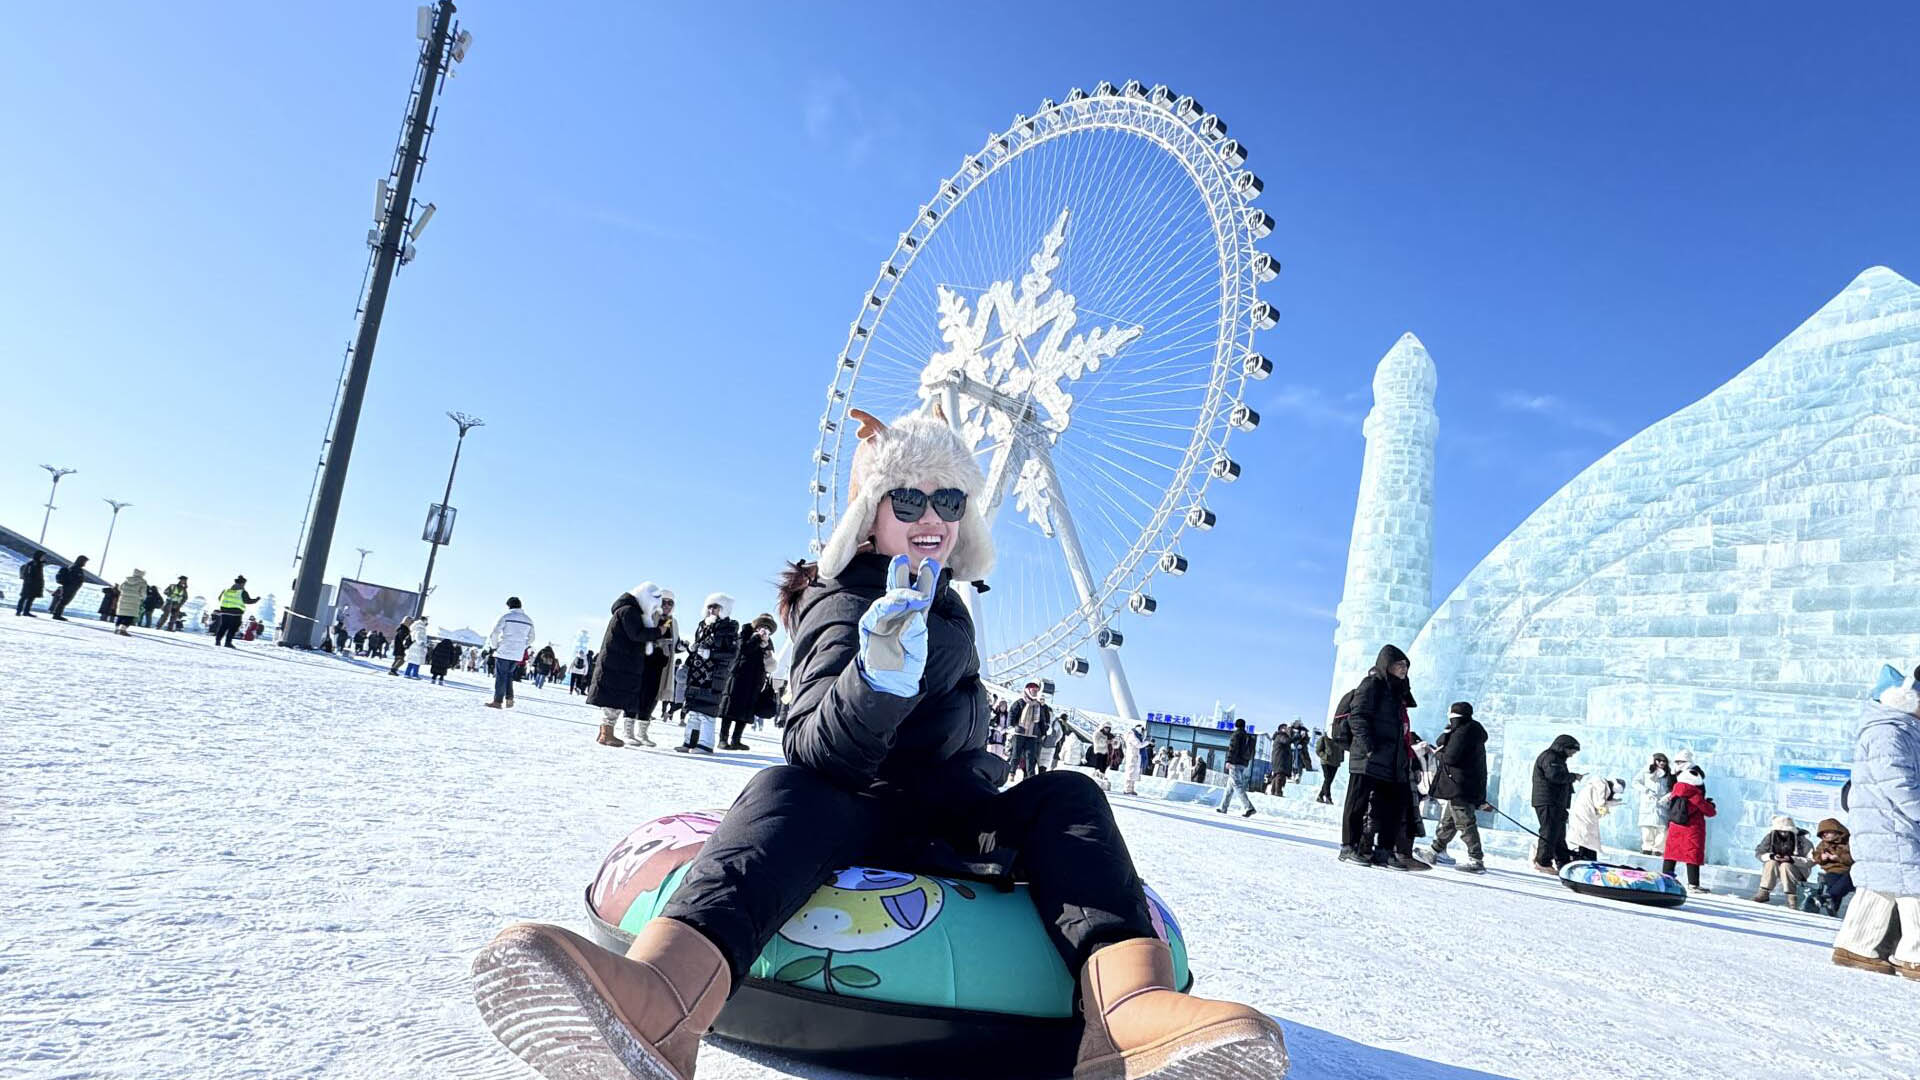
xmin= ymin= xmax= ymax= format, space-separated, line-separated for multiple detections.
xmin=334 ymin=578 xmax=421 ymax=638
xmin=1776 ymin=764 xmax=1850 ymax=819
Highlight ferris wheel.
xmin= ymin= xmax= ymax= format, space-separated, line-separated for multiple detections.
xmin=808 ymin=81 xmax=1276 ymax=718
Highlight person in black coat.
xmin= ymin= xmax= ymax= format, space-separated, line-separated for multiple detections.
xmin=1426 ymin=702 xmax=1492 ymax=872
xmin=471 ymin=410 xmax=1286 ymax=1080
xmin=388 ymin=618 xmax=413 ymax=676
xmin=1266 ymin=727 xmax=1289 ymax=796
xmin=1531 ymin=733 xmax=1584 ymax=872
xmin=428 ymin=637 xmax=460 ymax=684
xmin=15 ymin=551 xmax=47 ymax=616
xmin=718 ymin=615 xmax=774 ymax=750
xmin=1216 ymin=718 xmax=1257 ymax=816
xmin=1340 ymin=644 xmax=1418 ymax=869
xmin=47 ymin=555 xmax=88 ymax=619
xmin=97 ymin=583 xmax=120 ymax=622
xmin=586 ymin=585 xmax=668 ymax=748
xmin=676 ymin=592 xmax=741 ymax=754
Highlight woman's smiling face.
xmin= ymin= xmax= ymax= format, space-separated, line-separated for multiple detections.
xmin=870 ymin=490 xmax=955 ymax=569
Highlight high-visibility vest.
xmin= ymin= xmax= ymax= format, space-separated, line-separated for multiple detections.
xmin=219 ymin=588 xmax=246 ymax=609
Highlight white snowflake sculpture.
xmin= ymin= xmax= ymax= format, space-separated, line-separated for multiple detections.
xmin=920 ymin=207 xmax=1144 ymax=534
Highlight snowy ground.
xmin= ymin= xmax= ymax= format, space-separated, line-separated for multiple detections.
xmin=3 ymin=616 xmax=1913 ymax=1080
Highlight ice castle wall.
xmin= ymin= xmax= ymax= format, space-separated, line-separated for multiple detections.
xmin=1410 ymin=267 xmax=1920 ymax=865
xmin=1328 ymin=333 xmax=1438 ymax=717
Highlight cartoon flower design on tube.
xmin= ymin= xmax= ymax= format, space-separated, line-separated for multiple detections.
xmin=778 ymin=868 xmax=947 ymax=953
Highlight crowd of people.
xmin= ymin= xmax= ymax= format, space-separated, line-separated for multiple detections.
xmin=13 ymin=550 xmax=263 ymax=645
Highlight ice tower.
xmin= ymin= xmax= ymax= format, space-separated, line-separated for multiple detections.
xmin=1327 ymin=333 xmax=1439 ymax=718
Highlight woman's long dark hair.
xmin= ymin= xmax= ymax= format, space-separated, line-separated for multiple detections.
xmin=777 ymin=560 xmax=819 ymax=633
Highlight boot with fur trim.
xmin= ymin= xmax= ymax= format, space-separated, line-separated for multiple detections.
xmin=472 ymin=917 xmax=729 ymax=1080
xmin=1074 ymin=937 xmax=1287 ymax=1079
xmin=597 ymin=723 xmax=625 ymax=748
xmin=634 ymin=719 xmax=656 ymax=747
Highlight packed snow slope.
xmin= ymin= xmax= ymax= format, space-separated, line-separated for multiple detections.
xmin=2 ymin=617 xmax=1912 ymax=1080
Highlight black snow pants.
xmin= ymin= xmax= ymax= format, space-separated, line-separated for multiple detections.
xmin=1318 ymin=763 xmax=1339 ymax=802
xmin=1534 ymin=805 xmax=1571 ymax=869
xmin=661 ymin=764 xmax=1158 ymax=985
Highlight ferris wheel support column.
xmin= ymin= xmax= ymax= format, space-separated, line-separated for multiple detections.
xmin=1031 ymin=442 xmax=1143 ymax=722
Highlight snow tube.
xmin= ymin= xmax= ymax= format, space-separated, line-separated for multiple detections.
xmin=584 ymin=809 xmax=1193 ymax=1077
xmin=1559 ymin=861 xmax=1688 ymax=908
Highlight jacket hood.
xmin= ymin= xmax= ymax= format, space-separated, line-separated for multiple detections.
xmin=703 ymin=592 xmax=735 ymax=619
xmin=818 ymin=409 xmax=994 ymax=583
xmin=1676 ymin=766 xmax=1706 ymax=788
xmin=1369 ymin=644 xmax=1416 ymax=707
xmin=1549 ymin=734 xmax=1581 ymax=755
xmin=1816 ymin=817 xmax=1848 ymax=839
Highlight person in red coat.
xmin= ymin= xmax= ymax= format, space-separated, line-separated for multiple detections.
xmin=1662 ymin=765 xmax=1717 ymax=891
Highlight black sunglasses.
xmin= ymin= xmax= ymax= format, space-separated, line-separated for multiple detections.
xmin=886 ymin=487 xmax=968 ymax=523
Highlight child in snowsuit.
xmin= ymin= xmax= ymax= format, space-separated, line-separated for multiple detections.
xmin=1749 ymin=815 xmax=1813 ymax=904
xmin=471 ymin=409 xmax=1287 ymax=1080
xmin=1810 ymin=817 xmax=1854 ymax=916
xmin=1661 ymin=765 xmax=1717 ymax=890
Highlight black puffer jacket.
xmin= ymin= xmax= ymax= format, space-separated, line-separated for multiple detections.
xmin=685 ymin=616 xmax=740 ymax=715
xmin=723 ymin=629 xmax=770 ymax=722
xmin=1347 ymin=645 xmax=1415 ymax=782
xmin=781 ymin=552 xmax=1005 ymax=806
xmin=1226 ymin=728 xmax=1255 ymax=767
xmin=1531 ymin=734 xmax=1582 ymax=809
xmin=1431 ymin=711 xmax=1489 ymax=805
xmin=18 ymin=555 xmax=46 ymax=599
xmin=587 ymin=593 xmax=664 ymax=712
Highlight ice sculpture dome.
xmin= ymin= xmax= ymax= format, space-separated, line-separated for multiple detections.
xmin=1372 ymin=332 xmax=1437 ymax=404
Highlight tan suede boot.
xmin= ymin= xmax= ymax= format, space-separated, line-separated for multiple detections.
xmin=1831 ymin=947 xmax=1895 ymax=975
xmin=1074 ymin=937 xmax=1288 ymax=1079
xmin=472 ymin=917 xmax=729 ymax=1080
xmin=598 ymin=723 xmax=625 ymax=748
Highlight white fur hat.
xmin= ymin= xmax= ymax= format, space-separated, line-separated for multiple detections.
xmin=702 ymin=592 xmax=735 ymax=619
xmin=628 ymin=582 xmax=663 ymax=624
xmin=818 ymin=409 xmax=994 ymax=582
xmin=1878 ymin=675 xmax=1920 ymax=716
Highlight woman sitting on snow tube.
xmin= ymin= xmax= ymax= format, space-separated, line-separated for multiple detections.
xmin=471 ymin=410 xmax=1286 ymax=1080
xmin=580 ymin=810 xmax=1195 ymax=1077
xmin=1560 ymin=860 xmax=1689 ymax=908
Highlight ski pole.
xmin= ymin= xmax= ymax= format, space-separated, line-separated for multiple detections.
xmin=1494 ymin=806 xmax=1543 ymax=840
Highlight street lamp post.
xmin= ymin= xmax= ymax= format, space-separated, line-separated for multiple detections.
xmin=100 ymin=499 xmax=132 ymax=575
xmin=38 ymin=465 xmax=76 ymax=545
xmin=416 ymin=412 xmax=482 ymax=617
xmin=355 ymin=548 xmax=373 ymax=579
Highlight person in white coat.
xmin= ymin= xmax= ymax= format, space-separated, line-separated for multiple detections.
xmin=1567 ymin=776 xmax=1626 ymax=861
xmin=404 ymin=622 xmax=430 ymax=679
xmin=1123 ymin=723 xmax=1147 ymax=795
xmin=485 ymin=597 xmax=536 ymax=709
xmin=1637 ymin=753 xmax=1674 ymax=854
xmin=1832 ymin=669 xmax=1920 ymax=977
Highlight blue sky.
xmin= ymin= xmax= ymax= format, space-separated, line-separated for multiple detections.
xmin=4 ymin=2 xmax=1916 ymax=723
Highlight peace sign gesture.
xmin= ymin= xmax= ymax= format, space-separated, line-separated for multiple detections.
xmin=856 ymin=556 xmax=941 ymax=697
